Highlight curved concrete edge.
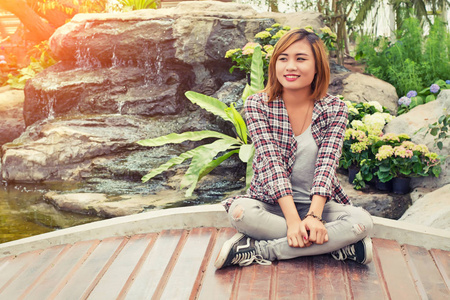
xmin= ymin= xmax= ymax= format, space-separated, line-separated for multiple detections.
xmin=1 ymin=204 xmax=449 ymax=258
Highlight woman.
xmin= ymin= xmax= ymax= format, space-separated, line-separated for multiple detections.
xmin=215 ymin=29 xmax=373 ymax=269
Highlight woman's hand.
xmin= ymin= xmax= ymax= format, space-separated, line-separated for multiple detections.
xmin=286 ymin=219 xmax=310 ymax=248
xmin=302 ymin=216 xmax=328 ymax=245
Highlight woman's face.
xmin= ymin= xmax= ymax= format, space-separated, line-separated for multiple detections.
xmin=275 ymin=39 xmax=316 ymax=95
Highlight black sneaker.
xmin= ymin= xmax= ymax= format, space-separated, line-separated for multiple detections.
xmin=331 ymin=236 xmax=373 ymax=264
xmin=214 ymin=233 xmax=271 ymax=269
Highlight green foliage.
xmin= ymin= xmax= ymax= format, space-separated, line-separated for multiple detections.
xmin=138 ymin=46 xmax=265 ymax=196
xmin=117 ymin=0 xmax=160 ymax=10
xmin=7 ymin=41 xmax=58 ymax=89
xmin=397 ymin=79 xmax=449 ymax=115
xmin=416 ymin=113 xmax=450 ymax=151
xmin=355 ymin=17 xmax=450 ymax=97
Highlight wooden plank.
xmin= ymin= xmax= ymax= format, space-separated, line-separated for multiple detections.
xmin=345 ymin=256 xmax=386 ymax=299
xmin=159 ymin=227 xmax=216 ymax=300
xmin=403 ymin=245 xmax=449 ymax=299
xmin=372 ymin=238 xmax=420 ymax=300
xmin=197 ymin=227 xmax=239 ymax=300
xmin=87 ymin=234 xmax=156 ymax=299
xmin=122 ymin=230 xmax=186 ymax=300
xmin=0 ymin=244 xmax=67 ymax=300
xmin=0 ymin=250 xmax=42 ymax=294
xmin=22 ymin=240 xmax=100 ymax=300
xmin=312 ymin=254 xmax=349 ymax=300
xmin=236 ymin=263 xmax=273 ymax=299
xmin=430 ymin=248 xmax=450 ymax=291
xmin=274 ymin=258 xmax=312 ymax=300
xmin=53 ymin=236 xmax=126 ymax=300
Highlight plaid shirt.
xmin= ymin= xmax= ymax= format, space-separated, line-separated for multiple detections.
xmin=222 ymin=92 xmax=350 ymax=211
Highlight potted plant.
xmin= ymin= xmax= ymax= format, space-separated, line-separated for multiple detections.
xmin=371 ymin=137 xmax=443 ymax=194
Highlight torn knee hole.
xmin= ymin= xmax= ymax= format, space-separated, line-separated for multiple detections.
xmin=232 ymin=205 xmax=244 ymax=221
xmin=351 ymin=223 xmax=366 ymax=235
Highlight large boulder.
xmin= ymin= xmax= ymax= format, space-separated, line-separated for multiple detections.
xmin=335 ymin=73 xmax=398 ymax=113
xmin=384 ymin=90 xmax=450 ymax=189
xmin=400 ymin=184 xmax=450 ymax=230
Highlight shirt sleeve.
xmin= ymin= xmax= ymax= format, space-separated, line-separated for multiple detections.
xmin=310 ymin=98 xmax=348 ymax=200
xmin=245 ymin=95 xmax=292 ymax=202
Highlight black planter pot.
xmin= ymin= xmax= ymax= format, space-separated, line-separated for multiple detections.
xmin=392 ymin=177 xmax=411 ymax=194
xmin=375 ymin=178 xmax=393 ymax=192
xmin=348 ymin=166 xmax=359 ymax=184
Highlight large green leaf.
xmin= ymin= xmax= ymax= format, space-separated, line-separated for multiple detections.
xmin=241 ymin=83 xmax=252 ymax=101
xmin=137 ymin=130 xmax=235 ymax=147
xmin=249 ymin=46 xmax=265 ymax=93
xmin=239 ymin=144 xmax=254 ymax=163
xmin=185 ymin=91 xmax=231 ymax=122
xmin=141 ymin=147 xmax=199 ymax=182
xmin=180 ymin=138 xmax=241 ymax=195
xmin=225 ymin=103 xmax=248 ymax=143
xmin=198 ymin=149 xmax=239 ymax=180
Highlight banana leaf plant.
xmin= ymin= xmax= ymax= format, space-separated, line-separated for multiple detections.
xmin=137 ymin=46 xmax=265 ymax=196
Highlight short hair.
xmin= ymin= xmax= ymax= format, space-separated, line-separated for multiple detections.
xmin=262 ymin=29 xmax=330 ymax=102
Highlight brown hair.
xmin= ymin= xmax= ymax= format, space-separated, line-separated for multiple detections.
xmin=262 ymin=29 xmax=330 ymax=102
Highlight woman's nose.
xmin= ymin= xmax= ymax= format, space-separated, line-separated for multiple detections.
xmin=286 ymin=60 xmax=297 ymax=71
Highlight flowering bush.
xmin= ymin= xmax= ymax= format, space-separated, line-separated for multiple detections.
xmin=372 ymin=138 xmax=442 ymax=183
xmin=397 ymin=79 xmax=450 ymax=115
xmin=339 ymin=100 xmax=394 ymax=170
xmin=225 ymin=23 xmax=337 ymax=79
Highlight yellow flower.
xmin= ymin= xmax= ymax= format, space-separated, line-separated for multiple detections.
xmin=225 ymin=48 xmax=241 ymax=58
xmin=255 ymin=31 xmax=272 ymax=39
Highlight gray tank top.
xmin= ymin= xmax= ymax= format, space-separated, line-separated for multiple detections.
xmin=291 ymin=125 xmax=318 ymax=203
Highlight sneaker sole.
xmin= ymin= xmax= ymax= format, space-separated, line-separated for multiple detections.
xmin=214 ymin=232 xmax=245 ymax=269
xmin=361 ymin=236 xmax=373 ymax=264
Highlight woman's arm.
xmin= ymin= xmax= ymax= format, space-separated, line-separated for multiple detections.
xmin=311 ymin=98 xmax=348 ymax=200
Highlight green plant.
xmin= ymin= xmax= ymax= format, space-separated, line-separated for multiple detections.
xmin=373 ymin=139 xmax=442 ymax=183
xmin=356 ymin=17 xmax=450 ymax=97
xmin=137 ymin=46 xmax=264 ymax=196
xmin=416 ymin=113 xmax=450 ymax=151
xmin=397 ymin=80 xmax=450 ymax=115
xmin=7 ymin=41 xmax=58 ymax=89
xmin=117 ymin=0 xmax=160 ymax=10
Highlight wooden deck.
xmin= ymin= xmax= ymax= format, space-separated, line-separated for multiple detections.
xmin=0 ymin=227 xmax=448 ymax=299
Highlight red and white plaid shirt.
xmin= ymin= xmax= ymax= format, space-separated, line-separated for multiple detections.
xmin=222 ymin=92 xmax=350 ymax=211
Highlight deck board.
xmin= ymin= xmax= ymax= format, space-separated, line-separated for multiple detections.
xmin=197 ymin=227 xmax=238 ymax=300
xmin=0 ymin=249 xmax=42 ymax=294
xmin=312 ymin=254 xmax=349 ymax=299
xmin=123 ymin=230 xmax=184 ymax=299
xmin=53 ymin=237 xmax=126 ymax=300
xmin=0 ymin=245 xmax=67 ymax=299
xmin=0 ymin=227 xmax=448 ymax=300
xmin=373 ymin=238 xmax=421 ymax=300
xmin=430 ymin=248 xmax=450 ymax=290
xmin=23 ymin=240 xmax=99 ymax=300
xmin=274 ymin=258 xmax=312 ymax=299
xmin=159 ymin=227 xmax=215 ymax=300
xmin=87 ymin=234 xmax=156 ymax=299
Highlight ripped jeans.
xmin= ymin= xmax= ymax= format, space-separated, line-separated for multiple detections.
xmin=228 ymin=198 xmax=373 ymax=261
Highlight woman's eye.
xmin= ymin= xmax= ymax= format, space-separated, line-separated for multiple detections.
xmin=297 ymin=57 xmax=306 ymax=61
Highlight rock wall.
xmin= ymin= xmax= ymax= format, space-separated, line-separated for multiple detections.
xmin=1 ymin=2 xmax=329 ymax=204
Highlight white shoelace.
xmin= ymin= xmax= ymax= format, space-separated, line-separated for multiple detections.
xmin=333 ymin=244 xmax=356 ymax=260
xmin=231 ymin=252 xmax=272 ymax=266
